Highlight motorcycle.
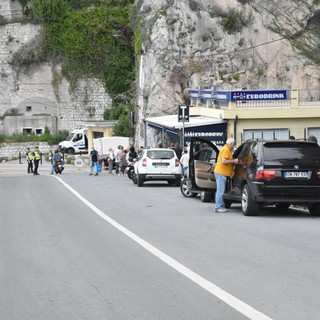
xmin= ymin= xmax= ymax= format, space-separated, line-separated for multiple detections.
xmin=54 ymin=161 xmax=64 ymax=174
xmin=125 ymin=159 xmax=136 ymax=180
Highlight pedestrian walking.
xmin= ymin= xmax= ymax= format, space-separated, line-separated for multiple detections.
xmin=214 ymin=138 xmax=240 ymax=213
xmin=89 ymin=147 xmax=99 ymax=176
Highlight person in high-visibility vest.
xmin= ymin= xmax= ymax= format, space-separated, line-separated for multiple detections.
xmin=26 ymin=148 xmax=34 ymax=174
xmin=33 ymin=147 xmax=41 ymax=175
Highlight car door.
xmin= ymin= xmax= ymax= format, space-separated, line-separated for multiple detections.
xmin=231 ymin=142 xmax=257 ymax=195
xmin=189 ymin=137 xmax=219 ymax=190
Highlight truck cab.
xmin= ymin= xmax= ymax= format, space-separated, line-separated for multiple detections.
xmin=59 ymin=129 xmax=88 ymax=154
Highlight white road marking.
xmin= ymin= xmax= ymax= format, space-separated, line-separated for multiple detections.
xmin=55 ymin=176 xmax=273 ymax=320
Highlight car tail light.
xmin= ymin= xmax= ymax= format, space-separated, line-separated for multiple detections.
xmin=317 ymin=170 xmax=320 ymax=179
xmin=255 ymin=167 xmax=277 ymax=179
xmin=175 ymin=158 xmax=180 ymax=167
xmin=142 ymin=158 xmax=147 ymax=166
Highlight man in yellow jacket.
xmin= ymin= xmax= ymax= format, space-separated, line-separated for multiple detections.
xmin=214 ymin=138 xmax=240 ymax=213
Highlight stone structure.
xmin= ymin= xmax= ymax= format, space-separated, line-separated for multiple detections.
xmin=0 ymin=141 xmax=57 ymax=160
xmin=0 ymin=1 xmax=111 ymax=136
xmin=135 ymin=0 xmax=320 ymax=147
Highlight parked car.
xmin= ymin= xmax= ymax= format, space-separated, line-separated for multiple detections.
xmin=180 ymin=137 xmax=220 ymax=202
xmin=223 ymin=139 xmax=320 ymax=216
xmin=133 ymin=148 xmax=182 ymax=187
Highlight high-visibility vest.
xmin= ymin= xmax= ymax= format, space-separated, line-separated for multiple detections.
xmin=27 ymin=151 xmax=34 ymax=160
xmin=34 ymin=151 xmax=41 ymax=160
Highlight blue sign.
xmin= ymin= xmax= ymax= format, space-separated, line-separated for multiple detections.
xmin=213 ymin=91 xmax=230 ymax=101
xmin=188 ymin=88 xmax=288 ymax=102
xmin=184 ymin=123 xmax=227 ymax=147
xmin=231 ymin=90 xmax=287 ymax=101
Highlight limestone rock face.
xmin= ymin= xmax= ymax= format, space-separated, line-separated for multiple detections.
xmin=0 ymin=3 xmax=110 ymax=135
xmin=135 ymin=0 xmax=320 ymax=146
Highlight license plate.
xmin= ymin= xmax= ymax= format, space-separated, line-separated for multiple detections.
xmin=284 ymin=171 xmax=308 ymax=178
xmin=154 ymin=163 xmax=167 ymax=168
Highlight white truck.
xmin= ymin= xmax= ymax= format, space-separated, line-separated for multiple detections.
xmin=59 ymin=129 xmax=88 ymax=154
xmin=93 ymin=136 xmax=130 ymax=157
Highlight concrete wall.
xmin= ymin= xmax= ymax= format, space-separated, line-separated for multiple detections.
xmin=0 ymin=2 xmax=112 ymax=136
xmin=0 ymin=141 xmax=57 ymax=160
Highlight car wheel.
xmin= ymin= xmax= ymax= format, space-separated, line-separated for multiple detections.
xmin=308 ymin=204 xmax=320 ymax=216
xmin=200 ymin=191 xmax=212 ymax=202
xmin=132 ymin=172 xmax=137 ymax=184
xmin=67 ymin=148 xmax=75 ymax=155
xmin=180 ymin=178 xmax=197 ymax=198
xmin=241 ymin=184 xmax=259 ymax=216
xmin=224 ymin=199 xmax=232 ymax=209
xmin=127 ymin=168 xmax=134 ymax=180
xmin=137 ymin=174 xmax=144 ymax=187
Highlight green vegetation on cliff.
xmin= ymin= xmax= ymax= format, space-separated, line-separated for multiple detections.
xmin=19 ymin=0 xmax=136 ymax=136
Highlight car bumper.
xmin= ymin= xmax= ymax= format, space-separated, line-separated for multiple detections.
xmin=250 ymin=183 xmax=320 ymax=203
xmin=141 ymin=174 xmax=181 ymax=180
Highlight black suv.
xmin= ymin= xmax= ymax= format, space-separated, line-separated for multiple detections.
xmin=224 ymin=140 xmax=320 ymax=216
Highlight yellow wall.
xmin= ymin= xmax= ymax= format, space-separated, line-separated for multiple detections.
xmin=190 ymin=89 xmax=320 ymax=143
xmin=87 ymin=126 xmax=114 ymax=150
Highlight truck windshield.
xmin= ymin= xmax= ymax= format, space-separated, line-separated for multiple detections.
xmin=66 ymin=133 xmax=74 ymax=141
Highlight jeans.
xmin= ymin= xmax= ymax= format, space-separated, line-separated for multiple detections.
xmin=91 ymin=161 xmax=97 ymax=174
xmin=115 ymin=162 xmax=119 ymax=175
xmin=214 ymin=172 xmax=227 ymax=210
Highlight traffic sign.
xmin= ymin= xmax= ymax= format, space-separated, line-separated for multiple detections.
xmin=178 ymin=105 xmax=189 ymax=122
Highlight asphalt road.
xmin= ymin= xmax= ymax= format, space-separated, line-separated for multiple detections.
xmin=1 ymin=163 xmax=320 ymax=320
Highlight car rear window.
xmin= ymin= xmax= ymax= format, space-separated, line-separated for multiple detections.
xmin=263 ymin=142 xmax=320 ymax=161
xmin=146 ymin=150 xmax=175 ymax=159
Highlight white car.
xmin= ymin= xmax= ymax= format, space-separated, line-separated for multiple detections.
xmin=133 ymin=148 xmax=182 ymax=187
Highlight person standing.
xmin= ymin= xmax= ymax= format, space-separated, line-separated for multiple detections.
xmin=179 ymin=147 xmax=189 ymax=175
xmin=89 ymin=147 xmax=99 ymax=176
xmin=214 ymin=138 xmax=240 ymax=213
xmin=107 ymin=148 xmax=114 ymax=174
xmin=117 ymin=146 xmax=124 ymax=176
xmin=114 ymin=145 xmax=121 ymax=175
xmin=26 ymin=147 xmax=34 ymax=174
xmin=33 ymin=146 xmax=41 ymax=175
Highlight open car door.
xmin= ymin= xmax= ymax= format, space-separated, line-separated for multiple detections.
xmin=189 ymin=137 xmax=220 ymax=190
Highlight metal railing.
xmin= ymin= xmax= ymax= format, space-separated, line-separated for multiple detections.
xmin=299 ymin=89 xmax=320 ymax=106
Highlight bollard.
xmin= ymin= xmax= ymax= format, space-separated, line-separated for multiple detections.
xmin=19 ymin=151 xmax=22 ymax=164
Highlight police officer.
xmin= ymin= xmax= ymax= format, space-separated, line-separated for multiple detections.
xmin=26 ymin=147 xmax=34 ymax=174
xmin=33 ymin=146 xmax=41 ymax=175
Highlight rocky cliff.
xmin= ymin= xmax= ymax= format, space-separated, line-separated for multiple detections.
xmin=135 ymin=0 xmax=320 ymax=146
xmin=1 ymin=0 xmax=320 ymax=147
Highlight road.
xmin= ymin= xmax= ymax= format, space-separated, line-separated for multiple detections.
xmin=1 ymin=163 xmax=320 ymax=320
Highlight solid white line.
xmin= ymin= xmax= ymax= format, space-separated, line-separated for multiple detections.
xmin=54 ymin=176 xmax=273 ymax=320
